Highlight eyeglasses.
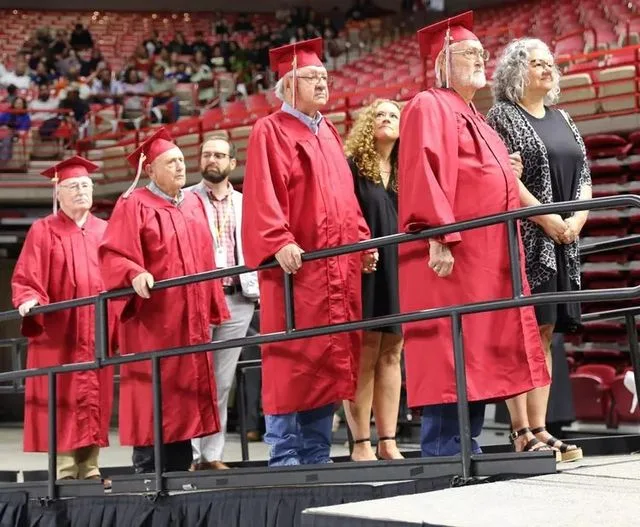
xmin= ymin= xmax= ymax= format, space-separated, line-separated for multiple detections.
xmin=529 ymin=59 xmax=555 ymax=70
xmin=450 ymin=48 xmax=490 ymax=62
xmin=202 ymin=152 xmax=231 ymax=160
xmin=296 ymin=75 xmax=333 ymax=86
xmin=58 ymin=182 xmax=93 ymax=193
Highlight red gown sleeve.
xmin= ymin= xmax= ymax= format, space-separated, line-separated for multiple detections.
xmin=11 ymin=220 xmax=51 ymax=337
xmin=98 ymin=196 xmax=147 ymax=322
xmin=398 ymin=91 xmax=461 ymax=245
xmin=241 ymin=118 xmax=297 ymax=268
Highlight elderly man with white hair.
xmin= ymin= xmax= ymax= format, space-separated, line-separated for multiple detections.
xmin=99 ymin=128 xmax=230 ymax=474
xmin=486 ymin=37 xmax=592 ymax=462
xmin=241 ymin=38 xmax=377 ymax=466
xmin=12 ymin=156 xmax=116 ymax=484
xmin=397 ymin=12 xmax=551 ymax=458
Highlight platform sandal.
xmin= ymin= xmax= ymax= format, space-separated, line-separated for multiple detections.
xmin=510 ymin=427 xmax=562 ymax=462
xmin=376 ymin=436 xmax=404 ymax=460
xmin=531 ymin=426 xmax=583 ymax=462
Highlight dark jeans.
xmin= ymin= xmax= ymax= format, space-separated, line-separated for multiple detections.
xmin=420 ymin=402 xmax=485 ymax=457
xmin=132 ymin=440 xmax=192 ymax=473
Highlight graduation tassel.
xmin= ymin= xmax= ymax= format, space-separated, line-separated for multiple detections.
xmin=122 ymin=152 xmax=146 ymax=199
xmin=52 ymin=170 xmax=59 ymax=215
xmin=444 ymin=26 xmax=452 ymax=89
xmin=291 ymin=53 xmax=298 ymax=110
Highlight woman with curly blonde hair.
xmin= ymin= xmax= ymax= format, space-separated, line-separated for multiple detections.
xmin=343 ymin=99 xmax=403 ymax=462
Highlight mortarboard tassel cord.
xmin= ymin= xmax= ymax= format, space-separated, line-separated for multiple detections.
xmin=122 ymin=152 xmax=146 ymax=199
xmin=52 ymin=170 xmax=58 ymax=214
xmin=291 ymin=53 xmax=297 ymax=110
xmin=444 ymin=26 xmax=451 ymax=90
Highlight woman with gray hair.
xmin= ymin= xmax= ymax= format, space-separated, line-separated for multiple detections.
xmin=486 ymin=38 xmax=591 ymax=462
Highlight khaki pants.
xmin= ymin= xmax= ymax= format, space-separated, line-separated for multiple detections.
xmin=57 ymin=445 xmax=100 ymax=479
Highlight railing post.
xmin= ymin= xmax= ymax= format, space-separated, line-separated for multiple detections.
xmin=237 ymin=367 xmax=249 ymax=462
xmin=284 ymin=272 xmax=296 ymax=333
xmin=151 ymin=356 xmax=165 ymax=493
xmin=94 ymin=295 xmax=109 ymax=362
xmin=507 ymin=219 xmax=523 ymax=298
xmin=451 ymin=312 xmax=472 ymax=482
xmin=48 ymin=371 xmax=58 ymax=499
xmin=624 ymin=314 xmax=640 ymax=405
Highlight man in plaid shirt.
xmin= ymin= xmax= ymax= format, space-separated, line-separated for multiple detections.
xmin=187 ymin=135 xmax=259 ymax=470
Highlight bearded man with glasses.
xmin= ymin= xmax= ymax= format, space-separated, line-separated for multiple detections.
xmin=242 ymin=38 xmax=376 ymax=466
xmin=397 ymin=12 xmax=550 ymax=458
xmin=12 ymin=156 xmax=117 ymax=486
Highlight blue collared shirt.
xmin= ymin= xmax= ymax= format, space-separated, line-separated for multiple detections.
xmin=147 ymin=180 xmax=184 ymax=206
xmin=281 ymin=102 xmax=323 ymax=135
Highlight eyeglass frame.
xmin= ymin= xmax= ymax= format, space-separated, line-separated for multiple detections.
xmin=58 ymin=182 xmax=94 ymax=193
xmin=450 ymin=48 xmax=491 ymax=62
xmin=295 ymin=74 xmax=333 ymax=86
xmin=201 ymin=152 xmax=232 ymax=161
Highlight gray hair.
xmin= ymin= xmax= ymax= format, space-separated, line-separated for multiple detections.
xmin=274 ymin=75 xmax=288 ymax=101
xmin=492 ymin=38 xmax=561 ymax=105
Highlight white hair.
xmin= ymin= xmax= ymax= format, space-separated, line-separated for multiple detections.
xmin=274 ymin=74 xmax=290 ymax=101
xmin=492 ymin=38 xmax=561 ymax=105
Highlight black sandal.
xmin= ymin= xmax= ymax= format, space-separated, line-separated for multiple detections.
xmin=531 ymin=427 xmax=583 ymax=462
xmin=351 ymin=438 xmax=377 ymax=461
xmin=376 ymin=436 xmax=404 ymax=460
xmin=510 ymin=427 xmax=561 ymax=462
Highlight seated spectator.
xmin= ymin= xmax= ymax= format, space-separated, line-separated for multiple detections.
xmin=55 ymin=49 xmax=80 ymax=78
xmin=131 ymin=45 xmax=153 ymax=73
xmin=168 ymin=32 xmax=192 ymax=56
xmin=211 ymin=46 xmax=228 ymax=73
xmin=29 ymin=84 xmax=62 ymax=138
xmin=59 ymin=84 xmax=90 ymax=126
xmin=234 ymin=13 xmax=255 ymax=33
xmin=1 ymin=57 xmax=32 ymax=90
xmin=78 ymin=47 xmax=103 ymax=77
xmin=3 ymin=85 xmax=17 ymax=105
xmin=192 ymin=31 xmax=212 ymax=60
xmin=213 ymin=12 xmax=231 ymax=36
xmin=121 ymin=68 xmax=147 ymax=123
xmin=90 ymin=68 xmax=123 ymax=105
xmin=168 ymin=62 xmax=191 ymax=83
xmin=70 ymin=23 xmax=94 ymax=51
xmin=58 ymin=65 xmax=92 ymax=100
xmin=50 ymin=30 xmax=69 ymax=58
xmin=0 ymin=96 xmax=31 ymax=161
xmin=155 ymin=48 xmax=173 ymax=72
xmin=144 ymin=30 xmax=164 ymax=56
xmin=28 ymin=46 xmax=47 ymax=71
xmin=31 ymin=60 xmax=57 ymax=86
xmin=146 ymin=64 xmax=179 ymax=123
xmin=191 ymin=50 xmax=215 ymax=104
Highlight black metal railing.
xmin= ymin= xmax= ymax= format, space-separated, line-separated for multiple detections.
xmin=1 ymin=194 xmax=640 ymax=498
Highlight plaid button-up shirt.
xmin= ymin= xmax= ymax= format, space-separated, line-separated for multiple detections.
xmin=207 ymin=184 xmax=237 ymax=287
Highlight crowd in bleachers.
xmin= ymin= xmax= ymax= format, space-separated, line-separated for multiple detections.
xmin=0 ymin=1 xmax=393 ymax=143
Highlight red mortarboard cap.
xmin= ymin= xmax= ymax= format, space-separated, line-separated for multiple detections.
xmin=269 ymin=38 xmax=324 ymax=78
xmin=417 ymin=11 xmax=478 ymax=62
xmin=126 ymin=127 xmax=177 ymax=169
xmin=41 ymin=155 xmax=99 ymax=183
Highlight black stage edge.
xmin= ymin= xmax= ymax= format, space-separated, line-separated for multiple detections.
xmin=0 ymin=453 xmax=556 ymax=527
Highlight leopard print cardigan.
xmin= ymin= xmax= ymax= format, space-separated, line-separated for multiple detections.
xmin=485 ymin=101 xmax=592 ymax=290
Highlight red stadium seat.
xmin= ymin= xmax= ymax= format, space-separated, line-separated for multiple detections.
xmin=609 ymin=374 xmax=640 ymax=425
xmin=570 ymin=373 xmax=613 ymax=423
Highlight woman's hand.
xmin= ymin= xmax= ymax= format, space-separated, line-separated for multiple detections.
xmin=536 ymin=214 xmax=571 ymax=244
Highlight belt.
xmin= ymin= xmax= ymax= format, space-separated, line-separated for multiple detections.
xmin=223 ymin=283 xmax=241 ymax=295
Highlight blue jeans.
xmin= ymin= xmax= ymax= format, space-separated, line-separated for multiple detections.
xmin=421 ymin=402 xmax=485 ymax=457
xmin=264 ymin=403 xmax=334 ymax=466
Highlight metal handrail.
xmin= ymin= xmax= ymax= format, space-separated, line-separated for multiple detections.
xmin=1 ymin=193 xmax=639 ymax=498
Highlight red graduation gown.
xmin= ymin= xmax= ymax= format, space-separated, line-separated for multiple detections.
xmin=398 ymin=88 xmax=549 ymax=408
xmin=242 ymin=111 xmax=370 ymax=415
xmin=99 ymin=188 xmax=229 ymax=446
xmin=11 ymin=212 xmax=115 ymax=452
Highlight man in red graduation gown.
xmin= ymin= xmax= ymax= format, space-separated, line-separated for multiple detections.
xmin=99 ymin=128 xmax=230 ymax=473
xmin=12 ymin=156 xmax=115 ymax=483
xmin=398 ymin=12 xmax=550 ymax=457
xmin=241 ymin=38 xmax=377 ymax=466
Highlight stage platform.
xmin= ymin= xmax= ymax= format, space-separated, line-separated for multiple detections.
xmin=302 ymin=454 xmax=640 ymax=527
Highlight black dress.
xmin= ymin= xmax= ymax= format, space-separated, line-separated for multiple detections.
xmin=348 ymin=158 xmax=401 ymax=335
xmin=522 ymin=108 xmax=583 ymax=333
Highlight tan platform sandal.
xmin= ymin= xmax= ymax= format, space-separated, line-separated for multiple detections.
xmin=510 ymin=427 xmax=562 ymax=462
xmin=531 ymin=427 xmax=583 ymax=463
